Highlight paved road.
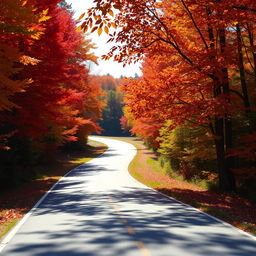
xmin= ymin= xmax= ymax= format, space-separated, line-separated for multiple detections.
xmin=1 ymin=137 xmax=256 ymax=256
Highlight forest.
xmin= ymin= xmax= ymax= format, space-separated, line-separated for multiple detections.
xmin=94 ymin=74 xmax=131 ymax=136
xmin=80 ymin=0 xmax=256 ymax=198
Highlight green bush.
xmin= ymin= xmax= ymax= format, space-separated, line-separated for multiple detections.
xmin=157 ymin=121 xmax=217 ymax=185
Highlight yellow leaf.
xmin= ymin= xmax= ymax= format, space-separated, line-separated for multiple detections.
xmin=21 ymin=0 xmax=27 ymax=7
xmin=111 ymin=22 xmax=117 ymax=29
xmin=30 ymin=31 xmax=44 ymax=40
xmin=38 ymin=15 xmax=51 ymax=23
xmin=104 ymin=26 xmax=109 ymax=34
xmin=42 ymin=9 xmax=49 ymax=15
xmin=108 ymin=10 xmax=114 ymax=17
xmin=98 ymin=27 xmax=103 ymax=36
xmin=38 ymin=9 xmax=51 ymax=23
xmin=79 ymin=13 xmax=85 ymax=20
xmin=76 ymin=25 xmax=82 ymax=32
xmin=20 ymin=55 xmax=40 ymax=65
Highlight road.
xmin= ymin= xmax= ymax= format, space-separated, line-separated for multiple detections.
xmin=1 ymin=137 xmax=256 ymax=256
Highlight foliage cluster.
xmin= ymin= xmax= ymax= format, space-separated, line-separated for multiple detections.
xmin=0 ymin=0 xmax=104 ymax=187
xmin=120 ymin=1 xmax=256 ymax=196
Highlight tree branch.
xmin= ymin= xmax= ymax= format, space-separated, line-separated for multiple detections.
xmin=180 ymin=0 xmax=209 ymax=51
xmin=232 ymin=5 xmax=256 ymax=13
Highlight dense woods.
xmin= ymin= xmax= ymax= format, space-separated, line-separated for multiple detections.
xmin=93 ymin=74 xmax=130 ymax=136
xmin=82 ymin=0 xmax=256 ymax=197
xmin=0 ymin=0 xmax=104 ymax=186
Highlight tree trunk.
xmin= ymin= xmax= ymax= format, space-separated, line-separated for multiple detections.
xmin=236 ymin=24 xmax=251 ymax=112
xmin=206 ymin=16 xmax=236 ymax=191
xmin=247 ymin=23 xmax=256 ymax=82
xmin=214 ymin=118 xmax=232 ymax=191
xmin=219 ymin=28 xmax=236 ymax=191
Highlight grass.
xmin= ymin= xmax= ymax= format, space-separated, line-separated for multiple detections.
xmin=0 ymin=139 xmax=107 ymax=240
xmin=0 ymin=219 xmax=18 ymax=240
xmin=132 ymin=171 xmax=143 ymax=180
xmin=146 ymin=158 xmax=164 ymax=174
xmin=109 ymin=136 xmax=256 ymax=237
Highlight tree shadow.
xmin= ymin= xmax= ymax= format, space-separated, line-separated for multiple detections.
xmin=3 ymin=155 xmax=256 ymax=256
xmin=157 ymin=188 xmax=256 ymax=225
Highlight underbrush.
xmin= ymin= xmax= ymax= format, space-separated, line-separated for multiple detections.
xmin=156 ymin=154 xmax=219 ymax=191
xmin=0 ymin=138 xmax=106 ymax=190
xmin=0 ymin=139 xmax=107 ymax=239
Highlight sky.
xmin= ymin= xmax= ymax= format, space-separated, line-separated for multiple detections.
xmin=66 ymin=0 xmax=142 ymax=78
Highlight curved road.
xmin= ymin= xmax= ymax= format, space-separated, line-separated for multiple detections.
xmin=1 ymin=137 xmax=256 ymax=256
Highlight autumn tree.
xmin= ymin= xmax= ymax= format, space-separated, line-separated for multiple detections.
xmin=0 ymin=0 xmax=54 ymax=152
xmin=6 ymin=3 xmax=101 ymax=143
xmin=0 ymin=0 xmax=49 ymax=114
xmin=0 ymin=0 xmax=104 ymax=185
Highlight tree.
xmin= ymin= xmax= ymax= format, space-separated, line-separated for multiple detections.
xmin=0 ymin=0 xmax=53 ymax=150
xmin=6 ymin=3 xmax=102 ymax=145
xmin=0 ymin=0 xmax=104 ymax=185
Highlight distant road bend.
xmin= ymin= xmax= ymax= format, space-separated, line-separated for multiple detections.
xmin=1 ymin=136 xmax=256 ymax=256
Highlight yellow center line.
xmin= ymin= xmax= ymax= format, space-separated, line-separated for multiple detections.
xmin=135 ymin=241 xmax=153 ymax=256
xmin=107 ymin=196 xmax=152 ymax=256
xmin=126 ymin=226 xmax=136 ymax=235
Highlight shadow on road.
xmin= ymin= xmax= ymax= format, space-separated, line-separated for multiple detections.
xmin=4 ymin=154 xmax=256 ymax=256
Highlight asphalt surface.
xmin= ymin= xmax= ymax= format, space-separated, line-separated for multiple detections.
xmin=1 ymin=136 xmax=256 ymax=256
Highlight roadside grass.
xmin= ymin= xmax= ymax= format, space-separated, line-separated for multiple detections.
xmin=0 ymin=139 xmax=107 ymax=240
xmin=0 ymin=218 xmax=19 ymax=241
xmin=109 ymin=136 xmax=256 ymax=237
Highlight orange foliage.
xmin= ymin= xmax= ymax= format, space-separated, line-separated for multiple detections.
xmin=83 ymin=0 xmax=256 ymax=191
